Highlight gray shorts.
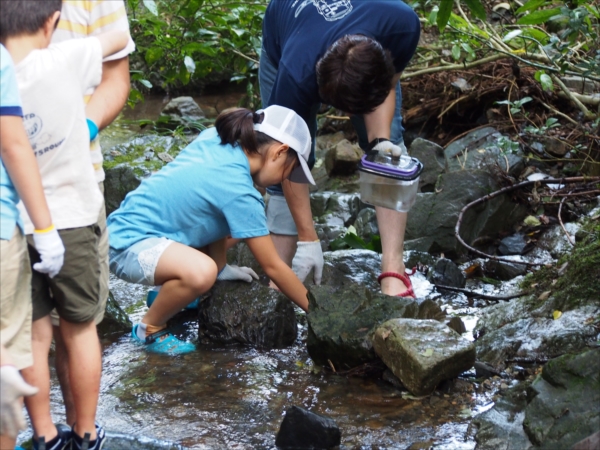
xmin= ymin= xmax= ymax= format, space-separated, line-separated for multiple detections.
xmin=109 ymin=237 xmax=174 ymax=285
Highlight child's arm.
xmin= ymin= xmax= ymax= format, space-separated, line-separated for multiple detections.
xmin=246 ymin=235 xmax=309 ymax=311
xmin=95 ymin=30 xmax=130 ymax=59
xmin=0 ymin=116 xmax=52 ymax=230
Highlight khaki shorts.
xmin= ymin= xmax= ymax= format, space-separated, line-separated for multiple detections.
xmin=0 ymin=227 xmax=33 ymax=370
xmin=28 ymin=224 xmax=102 ymax=323
xmin=50 ymin=184 xmax=108 ymax=326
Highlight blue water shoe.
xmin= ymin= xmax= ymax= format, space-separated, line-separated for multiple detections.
xmin=131 ymin=324 xmax=196 ymax=354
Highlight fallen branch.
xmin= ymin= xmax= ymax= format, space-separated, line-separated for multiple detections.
xmin=455 ymin=176 xmax=600 ymax=265
xmin=558 ymin=195 xmax=575 ymax=247
xmin=400 ymin=53 xmax=505 ymax=80
xmin=434 ymin=284 xmax=531 ymax=301
xmin=552 ymin=74 xmax=595 ymax=120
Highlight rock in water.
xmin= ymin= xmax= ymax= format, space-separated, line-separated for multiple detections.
xmin=198 ymin=281 xmax=297 ymax=349
xmin=275 ymin=405 xmax=341 ymax=449
xmin=161 ymin=96 xmax=205 ymax=127
xmin=372 ymin=318 xmax=475 ymax=396
xmin=307 ymin=284 xmax=444 ymax=370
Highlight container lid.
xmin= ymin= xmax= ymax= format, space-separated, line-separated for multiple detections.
xmin=358 ymin=151 xmax=423 ymax=181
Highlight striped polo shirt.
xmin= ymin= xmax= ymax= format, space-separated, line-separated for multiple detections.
xmin=51 ymin=0 xmax=136 ymax=183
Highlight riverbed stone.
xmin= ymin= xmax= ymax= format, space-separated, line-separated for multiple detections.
xmin=325 ymin=138 xmax=362 ymax=176
xmin=408 ymin=138 xmax=445 ymax=192
xmin=429 ymin=258 xmax=465 ymax=288
xmin=444 ymin=127 xmax=524 ymax=176
xmin=97 ymin=291 xmax=132 ymax=337
xmin=404 ymin=170 xmax=527 ymax=256
xmin=103 ymin=135 xmax=187 ymax=215
xmin=311 ymin=191 xmax=363 ymax=244
xmin=372 ymin=318 xmax=476 ymax=396
xmin=198 ymin=281 xmax=297 ymax=349
xmin=306 ymin=283 xmax=444 ymax=369
xmin=537 ymin=222 xmax=581 ymax=258
xmin=353 ymin=206 xmax=379 ymax=241
xmin=498 ymin=234 xmax=528 ymax=255
xmin=160 ymin=96 xmax=205 ymax=127
xmin=275 ymin=405 xmax=341 ymax=449
xmin=474 ymin=295 xmax=599 ymax=368
xmin=523 ymin=348 xmax=600 ymax=448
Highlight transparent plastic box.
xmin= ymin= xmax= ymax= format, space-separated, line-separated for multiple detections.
xmin=358 ymin=152 xmax=423 ymax=212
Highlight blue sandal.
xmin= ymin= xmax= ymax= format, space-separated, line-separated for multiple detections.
xmin=131 ymin=324 xmax=196 ymax=354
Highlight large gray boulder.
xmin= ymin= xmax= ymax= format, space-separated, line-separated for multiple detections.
xmin=372 ymin=318 xmax=475 ymax=396
xmin=408 ymin=138 xmax=445 ymax=192
xmin=474 ymin=348 xmax=600 ymax=450
xmin=444 ymin=127 xmax=524 ymax=176
xmin=405 ymin=170 xmax=527 ymax=256
xmin=474 ymin=295 xmax=599 ymax=368
xmin=198 ymin=281 xmax=297 ymax=349
xmin=103 ymin=135 xmax=187 ymax=215
xmin=306 ymin=283 xmax=444 ymax=370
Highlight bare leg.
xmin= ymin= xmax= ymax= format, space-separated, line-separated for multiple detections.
xmin=143 ymin=243 xmax=217 ymax=327
xmin=21 ymin=316 xmax=56 ymax=441
xmin=52 ymin=326 xmax=76 ymax=426
xmin=270 ymin=234 xmax=298 ymax=267
xmin=376 ymin=207 xmax=412 ymax=296
xmin=0 ymin=435 xmax=16 ymax=449
xmin=58 ymin=319 xmax=101 ymax=440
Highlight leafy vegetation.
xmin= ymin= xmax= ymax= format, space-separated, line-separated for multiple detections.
xmin=126 ymin=0 xmax=265 ymax=107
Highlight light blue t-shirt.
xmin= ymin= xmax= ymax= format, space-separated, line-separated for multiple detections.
xmin=107 ymin=127 xmax=269 ymax=251
xmin=0 ymin=45 xmax=25 ymax=241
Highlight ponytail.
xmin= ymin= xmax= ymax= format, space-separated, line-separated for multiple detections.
xmin=215 ymin=107 xmax=275 ymax=155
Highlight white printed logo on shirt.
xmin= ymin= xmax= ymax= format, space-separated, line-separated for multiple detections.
xmin=292 ymin=0 xmax=353 ymax=21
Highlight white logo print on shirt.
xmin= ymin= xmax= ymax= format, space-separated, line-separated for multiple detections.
xmin=292 ymin=0 xmax=353 ymax=21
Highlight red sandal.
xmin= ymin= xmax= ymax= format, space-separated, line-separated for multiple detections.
xmin=377 ymin=268 xmax=417 ymax=298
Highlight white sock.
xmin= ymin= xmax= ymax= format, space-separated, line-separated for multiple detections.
xmin=136 ymin=322 xmax=147 ymax=340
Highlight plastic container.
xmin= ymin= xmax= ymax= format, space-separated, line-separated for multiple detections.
xmin=358 ymin=151 xmax=423 ymax=212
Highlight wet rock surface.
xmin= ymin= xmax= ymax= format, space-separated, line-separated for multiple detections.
xmin=408 ymin=138 xmax=445 ymax=193
xmin=405 ymin=170 xmax=527 ymax=255
xmin=198 ymin=281 xmax=297 ymax=349
xmin=430 ymin=257 xmax=466 ymax=288
xmin=474 ymin=348 xmax=600 ymax=450
xmin=372 ymin=318 xmax=476 ymax=396
xmin=103 ymin=135 xmax=187 ymax=215
xmin=306 ymin=284 xmax=444 ymax=369
xmin=275 ymin=405 xmax=341 ymax=449
xmin=325 ymin=139 xmax=362 ymax=176
xmin=97 ymin=291 xmax=132 ymax=337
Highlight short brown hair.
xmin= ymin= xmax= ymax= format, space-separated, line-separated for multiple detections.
xmin=316 ymin=35 xmax=395 ymax=115
xmin=0 ymin=0 xmax=62 ymax=41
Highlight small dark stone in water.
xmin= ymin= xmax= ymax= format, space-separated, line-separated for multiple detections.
xmin=474 ymin=361 xmax=503 ymax=379
xmin=275 ymin=405 xmax=341 ymax=449
xmin=430 ymin=258 xmax=465 ymax=288
xmin=498 ymin=234 xmax=528 ymax=255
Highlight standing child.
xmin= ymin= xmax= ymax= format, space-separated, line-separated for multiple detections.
xmin=0 ymin=1 xmax=129 ymax=448
xmin=0 ymin=42 xmax=64 ymax=450
xmin=108 ymin=105 xmax=312 ymax=354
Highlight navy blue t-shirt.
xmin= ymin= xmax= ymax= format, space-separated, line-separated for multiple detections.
xmin=262 ymin=0 xmax=420 ymax=124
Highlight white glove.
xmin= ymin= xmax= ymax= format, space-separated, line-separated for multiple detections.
xmin=0 ymin=365 xmax=38 ymax=438
xmin=373 ymin=140 xmax=407 ymax=158
xmin=32 ymin=226 xmax=65 ymax=278
xmin=217 ymin=264 xmax=259 ymax=283
xmin=291 ymin=241 xmax=324 ymax=285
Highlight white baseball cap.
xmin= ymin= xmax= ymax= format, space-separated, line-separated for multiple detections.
xmin=253 ymin=105 xmax=315 ymax=185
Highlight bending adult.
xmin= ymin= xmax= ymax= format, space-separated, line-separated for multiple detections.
xmin=260 ymin=0 xmax=420 ymax=296
xmin=49 ymin=0 xmax=135 ymax=426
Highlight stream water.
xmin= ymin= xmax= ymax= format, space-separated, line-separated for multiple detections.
xmin=17 ymin=93 xmax=549 ymax=449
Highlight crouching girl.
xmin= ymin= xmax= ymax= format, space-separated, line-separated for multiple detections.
xmin=107 ymin=105 xmax=314 ymax=354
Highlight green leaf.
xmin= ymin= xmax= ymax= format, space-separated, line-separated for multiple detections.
xmin=437 ymin=0 xmax=453 ymax=31
xmin=144 ymin=47 xmax=164 ymax=65
xmin=452 ymin=44 xmax=461 ymax=60
xmin=503 ymin=29 xmax=523 ymax=42
xmin=539 ymin=73 xmax=553 ymax=91
xmin=422 ymin=348 xmax=434 ymax=357
xmin=516 ymin=0 xmax=549 ymax=14
xmin=462 ymin=0 xmax=486 ymax=20
xmin=428 ymin=6 xmax=439 ymax=25
xmin=143 ymin=0 xmax=158 ymax=16
xmin=184 ymin=56 xmax=196 ymax=74
xmin=517 ymin=7 xmax=562 ymax=24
